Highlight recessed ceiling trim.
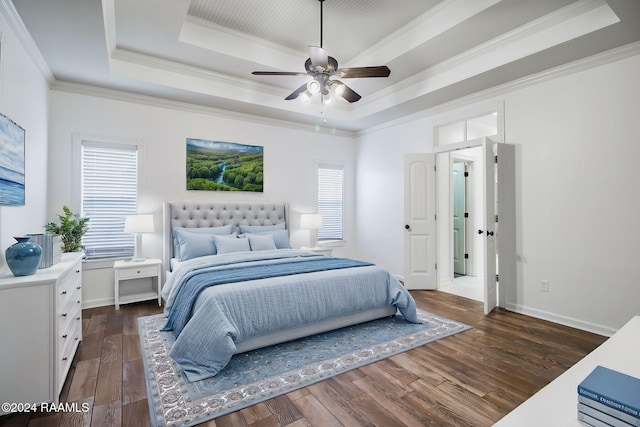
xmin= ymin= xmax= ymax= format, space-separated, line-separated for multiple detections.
xmin=108 ymin=47 xmax=354 ymax=121
xmin=349 ymin=0 xmax=620 ymax=120
xmin=346 ymin=0 xmax=503 ymax=67
xmin=179 ymin=15 xmax=304 ymax=72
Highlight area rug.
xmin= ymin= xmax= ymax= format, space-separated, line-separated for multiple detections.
xmin=138 ymin=310 xmax=470 ymax=427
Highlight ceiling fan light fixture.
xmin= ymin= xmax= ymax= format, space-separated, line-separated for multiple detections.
xmin=307 ymin=79 xmax=322 ymax=94
xmin=299 ymin=90 xmax=312 ymax=103
xmin=322 ymin=93 xmax=334 ymax=105
xmin=330 ymin=80 xmax=345 ymax=97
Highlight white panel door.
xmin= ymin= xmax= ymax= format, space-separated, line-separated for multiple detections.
xmin=483 ymin=141 xmax=498 ymax=314
xmin=404 ymin=154 xmax=437 ymax=290
xmin=496 ymin=143 xmax=516 ymax=308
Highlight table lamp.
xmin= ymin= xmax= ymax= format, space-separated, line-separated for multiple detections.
xmin=300 ymin=213 xmax=323 ymax=248
xmin=124 ymin=214 xmax=154 ymax=261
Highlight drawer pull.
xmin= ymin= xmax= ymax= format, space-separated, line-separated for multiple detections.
xmin=61 ymin=290 xmax=67 ymax=295
xmin=77 ymin=285 xmax=81 ymax=290
xmin=75 ymin=337 xmax=79 ymax=341
xmin=75 ymin=269 xmax=80 ymax=273
xmin=62 ymin=334 xmax=68 ymax=339
xmin=62 ymin=357 xmax=68 ymax=361
xmin=77 ymin=300 xmax=80 ymax=304
xmin=76 ymin=316 xmax=81 ymax=320
xmin=61 ymin=313 xmax=67 ymax=317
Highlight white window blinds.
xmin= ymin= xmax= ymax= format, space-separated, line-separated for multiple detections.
xmin=81 ymin=142 xmax=138 ymax=259
xmin=317 ymin=164 xmax=344 ymax=241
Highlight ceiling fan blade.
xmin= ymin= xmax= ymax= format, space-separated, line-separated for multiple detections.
xmin=285 ymin=83 xmax=309 ymax=101
xmin=252 ymin=71 xmax=307 ymax=76
xmin=340 ymin=84 xmax=361 ymax=103
xmin=309 ymin=46 xmax=329 ymax=69
xmin=335 ymin=66 xmax=390 ymax=78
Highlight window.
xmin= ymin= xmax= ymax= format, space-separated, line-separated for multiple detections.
xmin=80 ymin=141 xmax=139 ymax=259
xmin=435 ymin=112 xmax=498 ymax=146
xmin=316 ymin=164 xmax=344 ymax=242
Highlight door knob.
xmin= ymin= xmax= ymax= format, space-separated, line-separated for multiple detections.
xmin=478 ymin=229 xmax=484 ymax=235
xmin=487 ymin=231 xmax=494 ymax=236
xmin=404 ymin=224 xmax=411 ymax=230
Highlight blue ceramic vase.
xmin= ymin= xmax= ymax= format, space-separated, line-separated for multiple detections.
xmin=6 ymin=236 xmax=42 ymax=276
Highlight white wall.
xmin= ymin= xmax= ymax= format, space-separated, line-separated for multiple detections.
xmin=356 ymin=52 xmax=640 ymax=334
xmin=47 ymin=90 xmax=358 ymax=307
xmin=0 ymin=7 xmax=50 ymax=269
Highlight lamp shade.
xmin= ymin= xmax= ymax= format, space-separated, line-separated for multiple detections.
xmin=124 ymin=214 xmax=154 ymax=233
xmin=300 ymin=213 xmax=323 ymax=229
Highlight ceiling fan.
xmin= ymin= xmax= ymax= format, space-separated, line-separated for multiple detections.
xmin=251 ymin=0 xmax=391 ymax=104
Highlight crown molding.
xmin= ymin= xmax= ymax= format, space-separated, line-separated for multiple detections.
xmin=50 ymin=80 xmax=357 ymax=139
xmin=359 ymin=40 xmax=640 ymax=137
xmin=0 ymin=0 xmax=54 ymax=84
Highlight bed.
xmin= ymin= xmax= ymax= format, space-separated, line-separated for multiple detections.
xmin=161 ymin=201 xmax=419 ymax=382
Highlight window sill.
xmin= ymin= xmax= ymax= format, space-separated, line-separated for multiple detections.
xmin=318 ymin=240 xmax=347 ymax=248
xmin=82 ymin=257 xmax=129 ymax=270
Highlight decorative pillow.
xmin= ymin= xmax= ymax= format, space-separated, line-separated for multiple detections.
xmin=175 ymin=232 xmax=217 ymax=261
xmin=242 ymin=229 xmax=292 ymax=249
xmin=238 ymin=222 xmax=286 ymax=234
xmin=173 ymin=225 xmax=233 ymax=258
xmin=213 ymin=234 xmax=250 ymax=254
xmin=247 ymin=234 xmax=277 ymax=251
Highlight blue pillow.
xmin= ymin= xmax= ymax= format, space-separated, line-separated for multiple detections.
xmin=214 ymin=235 xmax=250 ymax=254
xmin=175 ymin=232 xmax=216 ymax=261
xmin=238 ymin=223 xmax=285 ymax=234
xmin=248 ymin=234 xmax=277 ymax=251
xmin=242 ymin=230 xmax=291 ymax=249
xmin=173 ymin=225 xmax=233 ymax=258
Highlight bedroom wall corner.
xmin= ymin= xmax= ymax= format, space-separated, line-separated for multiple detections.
xmin=0 ymin=4 xmax=50 ymax=270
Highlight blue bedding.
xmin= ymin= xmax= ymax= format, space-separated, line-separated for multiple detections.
xmin=161 ymin=249 xmax=418 ymax=382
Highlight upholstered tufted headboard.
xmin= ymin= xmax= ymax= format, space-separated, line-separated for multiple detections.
xmin=162 ymin=201 xmax=289 ymax=274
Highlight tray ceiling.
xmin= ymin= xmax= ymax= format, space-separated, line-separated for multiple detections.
xmin=11 ymin=0 xmax=640 ymax=132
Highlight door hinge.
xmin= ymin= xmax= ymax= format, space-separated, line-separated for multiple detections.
xmin=435 ymin=263 xmax=437 ymax=270
xmin=495 ymin=214 xmax=499 ymax=222
xmin=464 ymin=253 xmax=469 ymax=259
xmin=464 ymin=212 xmax=469 ymax=218
xmin=435 ymin=214 xmax=437 ymax=220
xmin=496 ymin=274 xmax=499 ymax=282
xmin=464 ymin=171 xmax=469 ymax=177
xmin=495 ymin=155 xmax=498 ymax=163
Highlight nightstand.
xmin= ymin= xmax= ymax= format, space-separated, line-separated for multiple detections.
xmin=300 ymin=246 xmax=333 ymax=256
xmin=114 ymin=258 xmax=162 ymax=309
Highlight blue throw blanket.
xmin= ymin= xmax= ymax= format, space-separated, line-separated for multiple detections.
xmin=162 ymin=257 xmax=372 ymax=337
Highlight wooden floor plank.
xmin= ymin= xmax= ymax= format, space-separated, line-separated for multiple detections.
xmin=1 ymin=292 xmax=608 ymax=427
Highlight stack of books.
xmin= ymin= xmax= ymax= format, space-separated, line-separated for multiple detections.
xmin=27 ymin=233 xmax=62 ymax=269
xmin=577 ymin=365 xmax=640 ymax=427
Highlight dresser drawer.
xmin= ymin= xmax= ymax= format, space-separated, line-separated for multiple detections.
xmin=58 ymin=297 xmax=81 ymax=337
xmin=117 ymin=265 xmax=158 ymax=280
xmin=58 ymin=312 xmax=81 ymax=350
xmin=58 ymin=320 xmax=81 ymax=386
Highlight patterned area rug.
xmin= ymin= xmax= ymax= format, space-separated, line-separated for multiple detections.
xmin=138 ymin=310 xmax=470 ymax=427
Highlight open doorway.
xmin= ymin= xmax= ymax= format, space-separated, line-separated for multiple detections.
xmin=438 ymin=146 xmax=485 ymax=302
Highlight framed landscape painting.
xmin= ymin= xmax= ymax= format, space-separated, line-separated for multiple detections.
xmin=186 ymin=138 xmax=264 ymax=192
xmin=0 ymin=113 xmax=25 ymax=206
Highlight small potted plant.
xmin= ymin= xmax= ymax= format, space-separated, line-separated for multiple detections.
xmin=45 ymin=206 xmax=90 ymax=252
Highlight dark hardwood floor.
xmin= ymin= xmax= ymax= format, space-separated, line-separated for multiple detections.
xmin=0 ymin=291 xmax=607 ymax=427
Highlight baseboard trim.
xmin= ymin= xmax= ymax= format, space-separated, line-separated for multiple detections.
xmin=504 ymin=302 xmax=616 ymax=337
xmin=82 ymin=297 xmax=114 ymax=310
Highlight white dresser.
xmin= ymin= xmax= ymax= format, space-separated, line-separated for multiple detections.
xmin=0 ymin=252 xmax=83 ymax=413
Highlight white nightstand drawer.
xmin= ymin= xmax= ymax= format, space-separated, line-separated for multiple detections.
xmin=117 ymin=264 xmax=158 ymax=280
